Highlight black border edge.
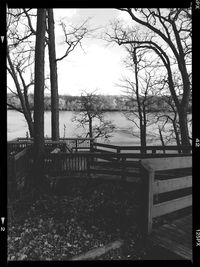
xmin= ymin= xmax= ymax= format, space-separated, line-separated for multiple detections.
xmin=0 ymin=0 xmax=7 ymax=266
xmin=193 ymin=0 xmax=200 ymax=265
xmin=4 ymin=0 xmax=198 ymax=265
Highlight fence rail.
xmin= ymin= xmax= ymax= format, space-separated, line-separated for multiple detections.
xmin=44 ymin=152 xmax=89 ymax=176
xmin=140 ymin=156 xmax=192 ymax=234
xmin=93 ymin=142 xmax=192 ymax=155
xmin=8 ymin=138 xmax=94 ymax=154
xmin=8 ymin=147 xmax=31 ymax=196
xmin=8 ymin=138 xmax=192 ymax=156
xmin=7 ymin=139 xmax=192 ymax=191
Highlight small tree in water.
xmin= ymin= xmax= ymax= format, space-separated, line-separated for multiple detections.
xmin=72 ymin=90 xmax=115 ymax=142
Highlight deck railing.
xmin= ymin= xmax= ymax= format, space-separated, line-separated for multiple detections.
xmin=44 ymin=151 xmax=90 ymax=177
xmin=43 ymin=151 xmax=192 ymax=182
xmin=8 ymin=137 xmax=94 ymax=154
xmin=7 ymin=139 xmax=192 ymax=191
xmin=8 ymin=146 xmax=31 ymax=197
xmin=140 ymin=156 xmax=192 ymax=234
xmin=93 ymin=142 xmax=192 ymax=155
xmin=43 ymin=152 xmax=141 ymax=180
xmin=8 ymin=138 xmax=192 ymax=156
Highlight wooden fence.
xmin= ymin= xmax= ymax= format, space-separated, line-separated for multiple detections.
xmin=8 ymin=147 xmax=31 ymax=197
xmin=93 ymin=142 xmax=192 ymax=155
xmin=44 ymin=152 xmax=90 ymax=177
xmin=8 ymin=137 xmax=94 ymax=154
xmin=8 ymin=138 xmax=191 ymax=156
xmin=43 ymin=151 xmax=192 ymax=182
xmin=140 ymin=156 xmax=192 ymax=234
xmin=7 ymin=140 xmax=192 ymax=192
xmin=43 ymin=152 xmax=142 ymax=182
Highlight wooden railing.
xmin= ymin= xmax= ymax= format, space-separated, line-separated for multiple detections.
xmin=43 ymin=151 xmax=193 ymax=183
xmin=8 ymin=138 xmax=191 ymax=156
xmin=93 ymin=142 xmax=192 ymax=155
xmin=7 ymin=141 xmax=33 ymax=155
xmin=8 ymin=137 xmax=94 ymax=154
xmin=7 ymin=139 xmax=192 ymax=190
xmin=44 ymin=152 xmax=90 ymax=177
xmin=140 ymin=156 xmax=192 ymax=234
xmin=8 ymin=147 xmax=31 ymax=195
xmin=42 ymin=152 xmax=148 ymax=182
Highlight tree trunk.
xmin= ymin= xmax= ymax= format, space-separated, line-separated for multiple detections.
xmin=33 ymin=8 xmax=46 ymax=187
xmin=178 ymin=107 xmax=190 ymax=148
xmin=89 ymin=116 xmax=93 ymax=139
xmin=140 ymin=124 xmax=146 ymax=154
xmin=158 ymin=126 xmax=166 ymax=153
xmin=47 ymin=9 xmax=59 ymax=141
xmin=27 ymin=119 xmax=34 ymax=138
xmin=134 ymin=49 xmax=147 ymax=154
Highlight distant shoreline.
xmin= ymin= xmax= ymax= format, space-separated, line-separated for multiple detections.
xmin=7 ymin=108 xmax=192 ymax=114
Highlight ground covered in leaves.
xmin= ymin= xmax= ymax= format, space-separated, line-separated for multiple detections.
xmin=8 ymin=179 xmax=150 ymax=261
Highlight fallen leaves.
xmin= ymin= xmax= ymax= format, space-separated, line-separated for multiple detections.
xmin=8 ymin=179 xmax=143 ymax=261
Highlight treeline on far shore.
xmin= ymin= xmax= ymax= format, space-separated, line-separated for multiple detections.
xmin=7 ymin=93 xmax=192 ymax=113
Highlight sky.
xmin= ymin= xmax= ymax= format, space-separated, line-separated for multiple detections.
xmin=7 ymin=8 xmax=191 ymax=97
xmin=50 ymin=8 xmax=135 ymax=96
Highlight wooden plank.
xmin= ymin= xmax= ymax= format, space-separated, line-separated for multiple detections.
xmin=153 ymin=175 xmax=192 ymax=194
xmin=93 ymin=142 xmax=119 ymax=149
xmin=160 ymin=225 xmax=192 ymax=247
xmin=90 ymin=168 xmax=139 ymax=177
xmin=149 ymin=234 xmax=192 ymax=260
xmin=14 ymin=147 xmax=29 ymax=160
xmin=152 ymin=195 xmax=192 ymax=218
xmin=141 ymin=156 xmax=192 ymax=172
xmin=71 ymin=240 xmax=123 ymax=260
xmin=171 ymin=214 xmax=192 ymax=231
xmin=147 ymin=170 xmax=155 ymax=233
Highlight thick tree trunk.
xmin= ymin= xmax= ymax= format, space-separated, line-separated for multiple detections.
xmin=178 ymin=107 xmax=190 ymax=148
xmin=47 ymin=9 xmax=59 ymax=141
xmin=33 ymin=9 xmax=46 ymax=187
xmin=140 ymin=124 xmax=146 ymax=154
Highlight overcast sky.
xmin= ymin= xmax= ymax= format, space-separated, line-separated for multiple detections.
xmin=51 ymin=8 xmax=134 ymax=96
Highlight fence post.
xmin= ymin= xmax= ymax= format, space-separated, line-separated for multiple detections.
xmin=12 ymin=155 xmax=17 ymax=182
xmin=121 ymin=156 xmax=126 ymax=181
xmin=146 ymin=170 xmax=154 ymax=234
xmin=152 ymin=148 xmax=156 ymax=154
xmin=87 ymin=155 xmax=91 ymax=178
xmin=140 ymin=162 xmax=154 ymax=235
xmin=90 ymin=139 xmax=94 ymax=152
xmin=117 ymin=147 xmax=120 ymax=162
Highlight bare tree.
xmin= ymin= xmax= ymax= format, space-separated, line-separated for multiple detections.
xmin=72 ymin=91 xmax=115 ymax=141
xmin=7 ymin=9 xmax=35 ymax=137
xmin=107 ymin=8 xmax=192 ymax=147
xmin=119 ymin=45 xmax=159 ymax=152
xmin=7 ymin=9 xmax=92 ymax=140
xmin=156 ymin=94 xmax=182 ymax=150
xmin=56 ymin=18 xmax=91 ymax=62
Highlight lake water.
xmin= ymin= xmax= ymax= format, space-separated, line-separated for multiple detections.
xmin=7 ymin=110 xmax=191 ymax=145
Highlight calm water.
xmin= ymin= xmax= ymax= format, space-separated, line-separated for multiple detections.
xmin=7 ymin=110 xmax=191 ymax=145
